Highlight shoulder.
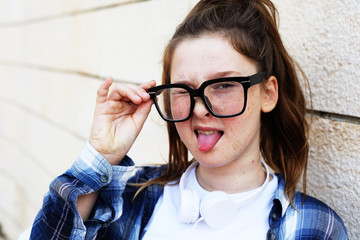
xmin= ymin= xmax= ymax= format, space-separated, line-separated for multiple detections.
xmin=284 ymin=190 xmax=348 ymax=239
xmin=274 ymin=175 xmax=348 ymax=239
xmin=292 ymin=191 xmax=345 ymax=226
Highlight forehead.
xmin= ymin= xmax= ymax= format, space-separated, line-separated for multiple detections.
xmin=170 ymin=33 xmax=257 ymax=85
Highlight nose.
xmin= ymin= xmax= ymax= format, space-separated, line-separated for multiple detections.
xmin=192 ymin=97 xmax=210 ymax=118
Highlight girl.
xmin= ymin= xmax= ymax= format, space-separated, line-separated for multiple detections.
xmin=30 ymin=0 xmax=347 ymax=239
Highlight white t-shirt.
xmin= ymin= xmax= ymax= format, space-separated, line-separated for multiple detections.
xmin=143 ymin=166 xmax=278 ymax=240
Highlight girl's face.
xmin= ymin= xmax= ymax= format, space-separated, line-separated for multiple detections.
xmin=171 ymin=33 xmax=275 ymax=170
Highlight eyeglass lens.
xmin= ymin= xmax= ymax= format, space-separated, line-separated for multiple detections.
xmin=154 ymin=81 xmax=245 ymax=121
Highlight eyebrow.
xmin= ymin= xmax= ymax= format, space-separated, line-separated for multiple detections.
xmin=208 ymin=70 xmax=246 ymax=79
xmin=172 ymin=71 xmax=246 ymax=85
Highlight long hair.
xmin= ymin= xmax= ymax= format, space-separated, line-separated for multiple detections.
xmin=140 ymin=0 xmax=310 ymax=204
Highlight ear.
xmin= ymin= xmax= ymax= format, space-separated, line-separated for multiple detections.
xmin=261 ymin=76 xmax=278 ymax=113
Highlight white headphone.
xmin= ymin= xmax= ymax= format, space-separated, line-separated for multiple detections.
xmin=179 ymin=160 xmax=270 ymax=229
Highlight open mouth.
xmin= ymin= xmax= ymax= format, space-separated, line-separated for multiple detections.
xmin=195 ymin=129 xmax=224 ymax=152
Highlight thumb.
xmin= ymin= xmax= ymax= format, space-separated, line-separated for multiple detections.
xmin=132 ymin=99 xmax=153 ymax=129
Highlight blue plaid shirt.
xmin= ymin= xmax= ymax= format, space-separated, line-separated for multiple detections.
xmin=30 ymin=142 xmax=348 ymax=239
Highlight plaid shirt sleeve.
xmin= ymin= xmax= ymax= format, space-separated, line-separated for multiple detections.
xmin=30 ymin=141 xmax=135 ymax=240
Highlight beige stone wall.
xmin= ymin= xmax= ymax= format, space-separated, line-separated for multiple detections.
xmin=273 ymin=1 xmax=360 ymax=239
xmin=0 ymin=0 xmax=358 ymax=239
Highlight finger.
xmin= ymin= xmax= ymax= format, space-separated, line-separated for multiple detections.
xmin=121 ymin=83 xmax=151 ymax=102
xmin=134 ymin=85 xmax=152 ymax=101
xmin=133 ymin=80 xmax=157 ymax=101
xmin=108 ymin=84 xmax=143 ymax=104
xmin=96 ymin=76 xmax=113 ymax=104
xmin=132 ymin=98 xmax=154 ymax=127
xmin=140 ymin=80 xmax=157 ymax=91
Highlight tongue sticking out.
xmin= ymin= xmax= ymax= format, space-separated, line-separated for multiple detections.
xmin=197 ymin=131 xmax=222 ymax=152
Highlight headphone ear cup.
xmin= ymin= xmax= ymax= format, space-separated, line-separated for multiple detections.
xmin=200 ymin=191 xmax=238 ymax=229
xmin=179 ymin=189 xmax=200 ymax=224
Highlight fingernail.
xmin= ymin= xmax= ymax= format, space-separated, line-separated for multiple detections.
xmin=135 ymin=95 xmax=142 ymax=101
xmin=141 ymin=92 xmax=149 ymax=98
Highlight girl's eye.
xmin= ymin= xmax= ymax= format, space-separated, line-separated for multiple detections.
xmin=172 ymin=89 xmax=189 ymax=95
xmin=220 ymin=83 xmax=234 ymax=89
xmin=213 ymin=82 xmax=235 ymax=90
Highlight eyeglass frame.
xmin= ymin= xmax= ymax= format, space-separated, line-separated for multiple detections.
xmin=148 ymin=71 xmax=265 ymax=122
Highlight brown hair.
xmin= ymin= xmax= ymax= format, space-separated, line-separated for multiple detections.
xmin=141 ymin=0 xmax=310 ymax=203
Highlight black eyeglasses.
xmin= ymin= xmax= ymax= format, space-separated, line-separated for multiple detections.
xmin=148 ymin=72 xmax=264 ymax=122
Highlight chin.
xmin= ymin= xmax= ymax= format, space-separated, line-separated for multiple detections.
xmin=192 ymin=152 xmax=229 ymax=169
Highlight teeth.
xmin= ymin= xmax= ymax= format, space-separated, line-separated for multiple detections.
xmin=197 ymin=130 xmax=217 ymax=135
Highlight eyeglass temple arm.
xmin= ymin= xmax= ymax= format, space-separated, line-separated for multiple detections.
xmin=148 ymin=88 xmax=163 ymax=95
xmin=249 ymin=71 xmax=265 ymax=86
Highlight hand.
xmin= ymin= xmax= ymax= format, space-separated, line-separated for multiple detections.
xmin=89 ymin=76 xmax=156 ymax=165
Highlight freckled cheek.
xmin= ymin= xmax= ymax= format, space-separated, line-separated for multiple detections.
xmin=241 ymin=90 xmax=262 ymax=129
xmin=234 ymin=128 xmax=249 ymax=148
xmin=223 ymin=107 xmax=257 ymax=150
xmin=175 ymin=122 xmax=194 ymax=142
xmin=245 ymin=92 xmax=259 ymax=113
xmin=248 ymin=85 xmax=264 ymax=109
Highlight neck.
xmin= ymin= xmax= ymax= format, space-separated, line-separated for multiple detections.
xmin=195 ymin=157 xmax=267 ymax=194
